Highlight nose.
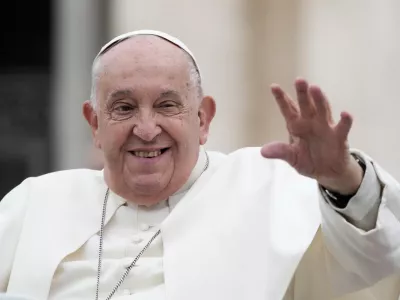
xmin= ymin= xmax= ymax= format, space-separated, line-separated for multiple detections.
xmin=132 ymin=111 xmax=162 ymax=142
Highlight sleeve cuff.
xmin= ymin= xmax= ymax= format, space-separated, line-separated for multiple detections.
xmin=321 ymin=152 xmax=382 ymax=222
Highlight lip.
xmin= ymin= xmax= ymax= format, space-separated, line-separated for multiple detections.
xmin=127 ymin=147 xmax=171 ymax=163
xmin=127 ymin=147 xmax=170 ymax=152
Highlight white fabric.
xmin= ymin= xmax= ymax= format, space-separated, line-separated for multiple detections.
xmin=48 ymin=151 xmax=383 ymax=300
xmin=49 ymin=198 xmax=166 ymax=299
xmin=0 ymin=296 xmax=35 ymax=300
xmin=1 ymin=148 xmax=400 ymax=300
xmin=48 ymin=149 xmax=208 ymax=299
xmin=323 ymin=155 xmax=381 ymax=231
xmin=95 ymin=29 xmax=201 ymax=78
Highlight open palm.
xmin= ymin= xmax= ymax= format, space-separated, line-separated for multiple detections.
xmin=261 ymin=78 xmax=354 ymax=183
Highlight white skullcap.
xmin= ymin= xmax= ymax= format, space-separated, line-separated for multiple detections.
xmin=95 ymin=29 xmax=201 ymax=78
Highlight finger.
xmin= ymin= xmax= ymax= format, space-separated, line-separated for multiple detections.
xmin=309 ymin=85 xmax=333 ymax=123
xmin=261 ymin=142 xmax=296 ymax=166
xmin=271 ymin=84 xmax=299 ymax=121
xmin=295 ymin=78 xmax=315 ymax=118
xmin=335 ymin=111 xmax=353 ymax=141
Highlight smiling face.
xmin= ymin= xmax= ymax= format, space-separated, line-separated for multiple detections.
xmin=83 ymin=36 xmax=215 ymax=206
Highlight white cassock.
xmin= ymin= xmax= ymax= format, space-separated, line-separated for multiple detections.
xmin=1 ymin=147 xmax=400 ymax=300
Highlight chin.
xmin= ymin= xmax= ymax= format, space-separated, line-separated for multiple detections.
xmin=131 ymin=196 xmax=165 ymax=207
xmin=126 ymin=174 xmax=169 ymax=203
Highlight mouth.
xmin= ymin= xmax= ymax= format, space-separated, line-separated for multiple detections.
xmin=129 ymin=147 xmax=170 ymax=158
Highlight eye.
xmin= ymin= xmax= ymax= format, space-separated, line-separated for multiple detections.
xmin=114 ymin=104 xmax=133 ymax=112
xmin=109 ymin=102 xmax=136 ymax=121
xmin=158 ymin=101 xmax=176 ymax=108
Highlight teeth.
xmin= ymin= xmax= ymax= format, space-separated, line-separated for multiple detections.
xmin=133 ymin=150 xmax=162 ymax=158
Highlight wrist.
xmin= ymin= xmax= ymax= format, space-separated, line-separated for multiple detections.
xmin=319 ymin=154 xmax=365 ymax=196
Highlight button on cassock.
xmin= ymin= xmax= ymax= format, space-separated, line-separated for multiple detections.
xmin=139 ymin=223 xmax=150 ymax=231
xmin=122 ymin=289 xmax=131 ymax=295
xmin=131 ymin=235 xmax=143 ymax=244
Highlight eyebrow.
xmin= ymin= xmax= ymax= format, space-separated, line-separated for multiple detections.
xmin=106 ymin=88 xmax=182 ymax=102
xmin=158 ymin=90 xmax=181 ymax=100
xmin=107 ymin=89 xmax=135 ymax=101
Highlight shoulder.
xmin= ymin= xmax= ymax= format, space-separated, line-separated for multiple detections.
xmin=25 ymin=168 xmax=103 ymax=191
xmin=1 ymin=168 xmax=103 ymax=208
xmin=205 ymin=149 xmax=228 ymax=168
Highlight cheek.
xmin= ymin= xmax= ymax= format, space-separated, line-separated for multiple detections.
xmin=100 ymin=121 xmax=133 ymax=151
xmin=164 ymin=117 xmax=200 ymax=147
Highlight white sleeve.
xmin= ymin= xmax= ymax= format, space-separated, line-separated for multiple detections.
xmin=319 ymin=151 xmax=400 ymax=293
xmin=322 ymin=153 xmax=381 ymax=231
xmin=0 ymin=179 xmax=31 ymax=292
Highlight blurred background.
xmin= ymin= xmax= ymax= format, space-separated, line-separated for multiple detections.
xmin=1 ymin=0 xmax=400 ymax=199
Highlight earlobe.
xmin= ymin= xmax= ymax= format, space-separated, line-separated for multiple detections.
xmin=198 ymin=96 xmax=216 ymax=145
xmin=83 ymin=100 xmax=101 ymax=148
xmin=83 ymin=100 xmax=98 ymax=128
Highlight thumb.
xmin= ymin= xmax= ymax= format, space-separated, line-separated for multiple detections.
xmin=260 ymin=142 xmax=295 ymax=165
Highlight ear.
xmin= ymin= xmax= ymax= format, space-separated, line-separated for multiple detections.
xmin=198 ymin=96 xmax=216 ymax=145
xmin=83 ymin=100 xmax=101 ymax=149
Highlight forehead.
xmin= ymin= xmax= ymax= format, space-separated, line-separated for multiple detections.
xmin=96 ymin=36 xmax=192 ymax=96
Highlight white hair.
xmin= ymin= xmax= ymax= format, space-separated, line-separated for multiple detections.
xmin=89 ymin=32 xmax=203 ymax=108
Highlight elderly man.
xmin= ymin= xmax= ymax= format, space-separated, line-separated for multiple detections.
xmin=1 ymin=30 xmax=399 ymax=300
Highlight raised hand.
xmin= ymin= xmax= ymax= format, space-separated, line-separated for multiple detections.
xmin=261 ymin=78 xmax=363 ymax=195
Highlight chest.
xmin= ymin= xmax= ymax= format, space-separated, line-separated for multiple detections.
xmin=49 ymin=203 xmax=169 ymax=300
